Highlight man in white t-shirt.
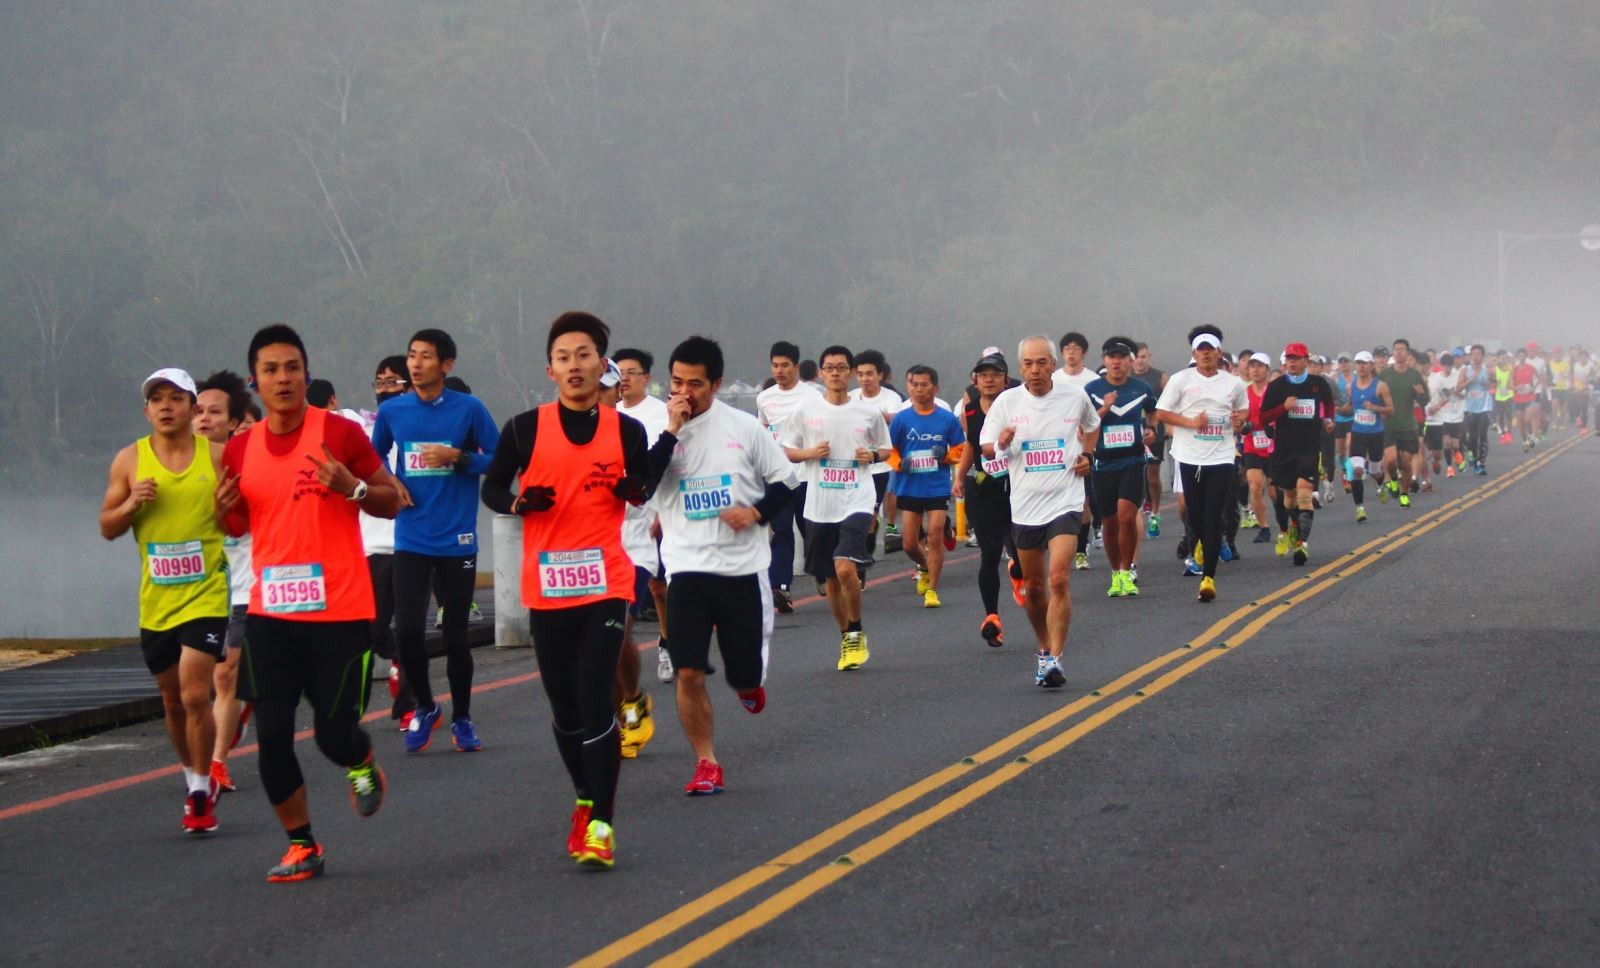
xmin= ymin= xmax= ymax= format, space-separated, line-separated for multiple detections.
xmin=780 ymin=345 xmax=891 ymax=672
xmin=1155 ymin=327 xmax=1249 ymax=604
xmin=755 ymin=341 xmax=817 ymax=613
xmin=650 ymin=336 xmax=798 ymax=797
xmin=980 ymin=336 xmax=1100 ymax=689
xmin=1051 ymin=331 xmax=1102 ymax=570
xmin=850 ymin=349 xmax=903 ymax=541
xmin=1425 ymin=352 xmax=1467 ymax=479
xmin=613 ymin=347 xmax=671 ymax=754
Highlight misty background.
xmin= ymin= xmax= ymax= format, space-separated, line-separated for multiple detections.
xmin=4 ymin=1 xmax=1598 ymax=635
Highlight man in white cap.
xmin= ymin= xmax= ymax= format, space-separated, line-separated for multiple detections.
xmin=100 ymin=368 xmax=232 ymax=833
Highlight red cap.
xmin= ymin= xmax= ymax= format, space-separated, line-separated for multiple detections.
xmin=1283 ymin=342 xmax=1310 ymax=358
xmin=1526 ymin=340 xmax=1539 ymax=351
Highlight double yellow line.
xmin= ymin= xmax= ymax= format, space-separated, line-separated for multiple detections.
xmin=577 ymin=436 xmax=1580 ymax=967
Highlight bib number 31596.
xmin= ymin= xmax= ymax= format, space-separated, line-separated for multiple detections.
xmin=261 ymin=564 xmax=327 ymax=613
xmin=538 ymin=549 xmax=607 ymax=598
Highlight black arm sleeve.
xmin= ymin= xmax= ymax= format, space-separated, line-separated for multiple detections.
xmin=481 ymin=412 xmax=538 ymax=514
xmin=646 ymin=430 xmax=678 ymax=492
xmin=752 ymin=481 xmax=793 ymax=523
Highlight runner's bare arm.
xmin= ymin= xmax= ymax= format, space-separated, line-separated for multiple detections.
xmin=98 ymin=445 xmax=148 ymax=540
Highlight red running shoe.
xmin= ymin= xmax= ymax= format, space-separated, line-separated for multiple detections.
xmin=567 ymin=799 xmax=594 ymax=857
xmin=737 ymin=687 xmax=766 ymax=714
xmin=684 ymin=759 xmax=725 ymax=796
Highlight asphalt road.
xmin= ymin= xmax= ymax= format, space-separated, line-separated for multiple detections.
xmin=2 ymin=431 xmax=1596 ymax=967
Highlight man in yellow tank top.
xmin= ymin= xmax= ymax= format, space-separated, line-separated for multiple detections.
xmin=99 ymin=368 xmax=231 ymax=835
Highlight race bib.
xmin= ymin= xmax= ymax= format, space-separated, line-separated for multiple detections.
xmin=1196 ymin=414 xmax=1228 ymax=442
xmin=1021 ymin=438 xmax=1067 ymax=473
xmin=767 ymin=422 xmax=782 ymax=441
xmin=819 ymin=458 xmax=859 ymax=489
xmin=403 ymin=441 xmax=453 ymax=477
xmin=905 ymin=449 xmax=938 ymax=473
xmin=1354 ymin=410 xmax=1378 ymax=427
xmin=1466 ymin=386 xmax=1486 ymax=402
xmin=680 ymin=474 xmax=734 ymax=520
xmin=260 ymin=564 xmax=327 ymax=614
xmin=1102 ymin=425 xmax=1137 ymax=449
xmin=1289 ymin=399 xmax=1317 ymax=419
xmin=980 ymin=453 xmax=1009 ymax=478
xmin=538 ymin=549 xmax=607 ymax=598
xmin=1251 ymin=430 xmax=1271 ymax=450
xmin=148 ymin=540 xmax=205 ymax=585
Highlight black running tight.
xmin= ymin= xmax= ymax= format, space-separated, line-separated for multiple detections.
xmin=529 ymin=599 xmax=627 ymax=824
xmin=1177 ymin=462 xmax=1233 ymax=580
xmin=393 ymin=551 xmax=478 ymax=720
xmin=256 ymin=700 xmax=372 ymax=806
xmin=965 ymin=480 xmax=1015 ymax=615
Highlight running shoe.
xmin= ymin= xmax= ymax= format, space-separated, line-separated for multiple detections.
xmin=656 ymin=641 xmax=674 ymax=683
xmin=210 ymin=759 xmax=236 ymax=794
xmin=1292 ymin=542 xmax=1308 ymax=567
xmin=1399 ymin=494 xmax=1411 ymax=509
xmin=266 ymin=841 xmax=324 ymax=883
xmin=468 ymin=601 xmax=483 ymax=623
xmin=1038 ymin=654 xmax=1066 ymax=689
xmin=1475 ymin=463 xmax=1488 ymax=476
xmin=1182 ymin=557 xmax=1202 ymax=577
xmin=1092 ymin=527 xmax=1103 ymax=549
xmin=397 ymin=709 xmax=414 ymax=733
xmin=980 ymin=614 xmax=1004 ymax=647
xmin=182 ymin=785 xmax=218 ymax=834
xmin=576 ymin=819 xmax=615 ymax=868
xmin=1124 ymin=572 xmax=1140 ymax=596
xmin=1107 ymin=572 xmax=1125 ymax=598
xmin=915 ymin=567 xmax=931 ymax=595
xmin=404 ymin=703 xmax=444 ymax=753
xmin=347 ymin=753 xmax=386 ymax=817
xmin=1033 ymin=650 xmax=1050 ymax=686
xmin=837 ymin=631 xmax=869 ymax=671
xmin=1355 ymin=504 xmax=1367 ymax=523
xmin=1322 ymin=480 xmax=1339 ymax=505
xmin=1176 ymin=535 xmax=1190 ymax=559
xmin=434 ymin=606 xmax=444 ymax=629
xmin=619 ymin=695 xmax=654 ymax=758
xmin=1241 ymin=509 xmax=1258 ymax=530
xmin=923 ymin=588 xmax=942 ymax=608
xmin=737 ymin=687 xmax=766 ymax=714
xmin=685 ymin=758 xmax=725 ymax=796
xmin=773 ymin=584 xmax=794 ymax=614
xmin=567 ymin=799 xmax=593 ymax=857
xmin=1074 ymin=552 xmax=1089 ymax=571
xmin=1128 ymin=562 xmax=1139 ymax=584
xmin=1420 ymin=480 xmax=1433 ymax=493
xmin=943 ymin=518 xmax=957 ymax=551
xmin=883 ymin=523 xmax=900 ymax=537
xmin=965 ymin=532 xmax=979 ymax=548
xmin=451 ymin=717 xmax=484 ymax=752
xmin=1192 ymin=541 xmax=1204 ymax=567
xmin=230 ymin=702 xmax=253 ymax=751
xmin=1219 ymin=541 xmax=1234 ymax=563
xmin=1146 ymin=513 xmax=1162 ymax=539
xmin=1253 ymin=527 xmax=1273 ymax=544
xmin=1275 ymin=532 xmax=1290 ymax=557
xmin=1197 ymin=576 xmax=1216 ymax=603
xmin=1009 ymin=563 xmax=1026 ymax=607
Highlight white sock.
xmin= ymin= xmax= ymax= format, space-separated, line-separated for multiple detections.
xmin=185 ymin=768 xmax=209 ymax=794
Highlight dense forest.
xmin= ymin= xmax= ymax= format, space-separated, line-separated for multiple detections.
xmin=4 ymin=0 xmax=1599 ymax=467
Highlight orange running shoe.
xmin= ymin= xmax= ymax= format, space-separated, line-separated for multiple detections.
xmin=266 ymin=841 xmax=324 ymax=883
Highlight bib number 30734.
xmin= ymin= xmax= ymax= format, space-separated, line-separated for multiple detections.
xmin=261 ymin=564 xmax=327 ymax=614
xmin=819 ymin=458 xmax=859 ymax=489
xmin=539 ymin=549 xmax=607 ymax=598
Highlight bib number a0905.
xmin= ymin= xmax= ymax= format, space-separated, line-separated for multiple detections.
xmin=680 ymin=474 xmax=734 ymax=520
xmin=148 ymin=540 xmax=206 ymax=585
xmin=1021 ymin=438 xmax=1067 ymax=472
xmin=261 ymin=564 xmax=327 ymax=613
xmin=538 ymin=549 xmax=607 ymax=598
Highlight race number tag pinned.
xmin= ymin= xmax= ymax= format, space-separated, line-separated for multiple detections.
xmin=261 ymin=564 xmax=327 ymax=613
xmin=403 ymin=442 xmax=453 ymax=477
xmin=680 ymin=474 xmax=734 ymax=520
xmin=1102 ymin=425 xmax=1137 ymax=449
xmin=1021 ymin=438 xmax=1067 ymax=472
xmin=148 ymin=540 xmax=205 ymax=585
xmin=538 ymin=549 xmax=607 ymax=598
xmin=819 ymin=458 xmax=859 ymax=489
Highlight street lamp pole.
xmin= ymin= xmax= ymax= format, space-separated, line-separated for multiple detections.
xmin=1498 ymin=226 xmax=1600 ymax=347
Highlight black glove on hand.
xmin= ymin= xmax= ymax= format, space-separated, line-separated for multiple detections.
xmin=611 ymin=475 xmax=648 ymax=505
xmin=515 ymin=484 xmax=556 ymax=514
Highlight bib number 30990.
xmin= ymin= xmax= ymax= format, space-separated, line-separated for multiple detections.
xmin=148 ymin=540 xmax=205 ymax=585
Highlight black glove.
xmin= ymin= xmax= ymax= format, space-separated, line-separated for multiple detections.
xmin=514 ymin=485 xmax=556 ymax=514
xmin=611 ymin=474 xmax=648 ymax=505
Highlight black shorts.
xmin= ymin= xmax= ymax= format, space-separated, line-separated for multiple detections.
xmin=804 ymin=512 xmax=875 ymax=581
xmin=1268 ymin=448 xmax=1320 ymax=490
xmin=1241 ymin=453 xmax=1270 ymax=473
xmin=1013 ymin=511 xmax=1081 ymax=551
xmin=139 ymin=616 xmax=228 ymax=674
xmin=1383 ymin=427 xmax=1420 ymax=455
xmin=872 ymin=471 xmax=890 ymax=510
xmin=963 ymin=476 xmax=1012 ymax=536
xmin=1333 ymin=421 xmax=1352 ymax=439
xmin=665 ymin=572 xmax=770 ymax=690
xmin=1423 ymin=425 xmax=1444 ymax=451
xmin=1091 ymin=465 xmax=1146 ymax=519
xmin=225 ymin=603 xmax=248 ymax=651
xmin=1443 ymin=421 xmax=1464 ymax=440
xmin=238 ymin=615 xmax=373 ymax=720
xmin=897 ymin=494 xmax=949 ymax=514
xmin=1349 ymin=432 xmax=1385 ymax=464
xmin=1146 ymin=433 xmax=1167 ymax=463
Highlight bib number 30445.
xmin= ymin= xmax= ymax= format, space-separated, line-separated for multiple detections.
xmin=261 ymin=564 xmax=327 ymax=613
xmin=539 ymin=549 xmax=607 ymax=598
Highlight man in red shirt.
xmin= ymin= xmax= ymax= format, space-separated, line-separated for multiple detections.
xmin=216 ymin=324 xmax=405 ymax=883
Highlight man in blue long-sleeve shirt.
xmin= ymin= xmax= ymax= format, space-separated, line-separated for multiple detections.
xmin=371 ymin=329 xmax=500 ymax=753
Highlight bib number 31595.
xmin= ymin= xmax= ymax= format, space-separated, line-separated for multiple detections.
xmin=538 ymin=549 xmax=607 ymax=598
xmin=261 ymin=564 xmax=327 ymax=614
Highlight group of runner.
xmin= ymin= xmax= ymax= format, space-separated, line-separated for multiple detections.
xmin=101 ymin=315 xmax=1587 ymax=878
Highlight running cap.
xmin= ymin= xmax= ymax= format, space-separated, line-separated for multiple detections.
xmin=1372 ymin=345 xmax=1389 ymax=355
xmin=142 ymin=367 xmax=197 ymax=400
xmin=973 ymin=352 xmax=1008 ymax=374
xmin=1249 ymin=352 xmax=1272 ymax=366
xmin=1314 ymin=354 xmax=1329 ymax=365
xmin=1525 ymin=340 xmax=1539 ymax=351
xmin=600 ymin=357 xmax=622 ymax=388
xmin=1337 ymin=352 xmax=1351 ymax=362
xmin=980 ymin=345 xmax=1002 ymax=357
xmin=1353 ymin=351 xmax=1374 ymax=363
xmin=1101 ymin=336 xmax=1137 ymax=356
xmin=1191 ymin=333 xmax=1221 ymax=350
xmin=1283 ymin=342 xmax=1310 ymax=359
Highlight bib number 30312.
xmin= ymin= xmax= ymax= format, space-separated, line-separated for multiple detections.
xmin=261 ymin=564 xmax=327 ymax=614
xmin=538 ymin=549 xmax=607 ymax=598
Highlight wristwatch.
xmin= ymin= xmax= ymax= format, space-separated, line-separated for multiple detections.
xmin=347 ymin=480 xmax=369 ymax=503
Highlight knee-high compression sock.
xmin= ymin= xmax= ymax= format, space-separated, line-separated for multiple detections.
xmin=552 ymin=723 xmax=589 ymax=801
xmin=1298 ymin=509 xmax=1314 ymax=542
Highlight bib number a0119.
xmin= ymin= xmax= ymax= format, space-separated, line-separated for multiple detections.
xmin=1102 ymin=425 xmax=1137 ymax=449
xmin=538 ymin=549 xmax=607 ymax=598
xmin=147 ymin=540 xmax=205 ymax=585
xmin=403 ymin=441 xmax=453 ymax=477
xmin=1021 ymin=438 xmax=1067 ymax=472
xmin=260 ymin=564 xmax=327 ymax=613
xmin=680 ymin=474 xmax=734 ymax=520
xmin=819 ymin=458 xmax=859 ymax=489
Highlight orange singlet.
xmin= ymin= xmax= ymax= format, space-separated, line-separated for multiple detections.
xmin=241 ymin=406 xmax=375 ymax=621
xmin=519 ymin=403 xmax=635 ymax=610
